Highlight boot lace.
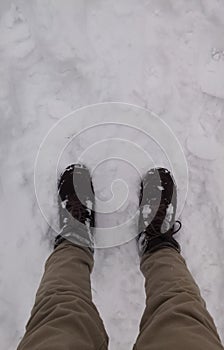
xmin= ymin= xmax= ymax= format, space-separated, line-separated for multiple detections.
xmin=65 ymin=195 xmax=91 ymax=224
xmin=145 ymin=202 xmax=182 ymax=238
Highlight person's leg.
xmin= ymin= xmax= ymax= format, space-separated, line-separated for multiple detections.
xmin=134 ymin=247 xmax=224 ymax=350
xmin=135 ymin=168 xmax=224 ymax=349
xmin=17 ymin=240 xmax=108 ymax=350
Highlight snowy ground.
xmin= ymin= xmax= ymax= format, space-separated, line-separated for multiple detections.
xmin=1 ymin=1 xmax=224 ymax=350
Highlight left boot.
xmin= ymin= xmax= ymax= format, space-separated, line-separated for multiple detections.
xmin=54 ymin=164 xmax=95 ymax=252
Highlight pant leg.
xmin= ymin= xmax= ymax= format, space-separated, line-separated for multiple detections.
xmin=17 ymin=241 xmax=108 ymax=350
xmin=134 ymin=248 xmax=224 ymax=350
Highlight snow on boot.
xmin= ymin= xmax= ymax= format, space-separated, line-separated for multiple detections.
xmin=137 ymin=168 xmax=181 ymax=256
xmin=54 ymin=164 xmax=95 ymax=252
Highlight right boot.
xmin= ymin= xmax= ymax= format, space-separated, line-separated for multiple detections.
xmin=137 ymin=167 xmax=181 ymax=256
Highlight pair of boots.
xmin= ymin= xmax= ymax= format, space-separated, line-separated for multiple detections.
xmin=55 ymin=164 xmax=182 ymax=254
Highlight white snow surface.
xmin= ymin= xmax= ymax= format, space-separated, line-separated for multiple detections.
xmin=142 ymin=205 xmax=152 ymax=219
xmin=0 ymin=1 xmax=224 ymax=350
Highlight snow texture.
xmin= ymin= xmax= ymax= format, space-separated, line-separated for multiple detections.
xmin=0 ymin=1 xmax=224 ymax=350
xmin=142 ymin=205 xmax=152 ymax=219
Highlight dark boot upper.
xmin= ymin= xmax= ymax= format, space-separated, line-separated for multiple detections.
xmin=55 ymin=164 xmax=95 ymax=250
xmin=138 ymin=168 xmax=181 ymax=256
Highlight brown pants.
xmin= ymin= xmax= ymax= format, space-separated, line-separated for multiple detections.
xmin=17 ymin=241 xmax=224 ymax=350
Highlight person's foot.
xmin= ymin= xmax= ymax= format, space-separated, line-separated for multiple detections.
xmin=54 ymin=164 xmax=95 ymax=251
xmin=137 ymin=168 xmax=181 ymax=256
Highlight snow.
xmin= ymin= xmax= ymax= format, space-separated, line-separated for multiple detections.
xmin=199 ymin=48 xmax=224 ymax=100
xmin=142 ymin=205 xmax=152 ymax=219
xmin=161 ymin=203 xmax=174 ymax=233
xmin=86 ymin=199 xmax=93 ymax=210
xmin=61 ymin=199 xmax=68 ymax=209
xmin=0 ymin=1 xmax=224 ymax=350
